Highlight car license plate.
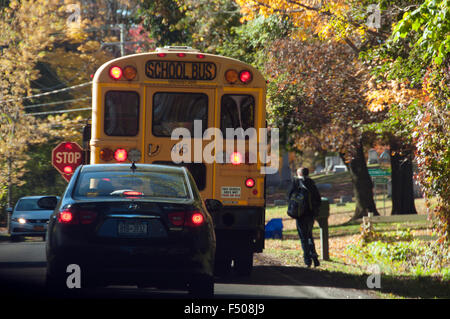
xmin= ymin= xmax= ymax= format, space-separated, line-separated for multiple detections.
xmin=117 ymin=221 xmax=148 ymax=237
xmin=33 ymin=226 xmax=45 ymax=232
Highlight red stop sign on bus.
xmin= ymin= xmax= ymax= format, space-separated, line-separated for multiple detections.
xmin=52 ymin=142 xmax=83 ymax=182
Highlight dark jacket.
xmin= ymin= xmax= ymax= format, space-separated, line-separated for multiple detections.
xmin=288 ymin=177 xmax=321 ymax=215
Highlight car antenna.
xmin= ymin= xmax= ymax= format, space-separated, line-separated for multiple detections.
xmin=130 ymin=162 xmax=137 ymax=172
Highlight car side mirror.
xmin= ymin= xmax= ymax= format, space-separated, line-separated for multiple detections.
xmin=205 ymin=199 xmax=223 ymax=213
xmin=37 ymin=196 xmax=58 ymax=210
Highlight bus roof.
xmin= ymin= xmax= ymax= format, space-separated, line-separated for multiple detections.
xmin=93 ymin=48 xmax=266 ymax=88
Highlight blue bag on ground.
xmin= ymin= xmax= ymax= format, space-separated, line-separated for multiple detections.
xmin=265 ymin=218 xmax=283 ymax=239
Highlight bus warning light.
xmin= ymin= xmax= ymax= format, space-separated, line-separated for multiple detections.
xmin=239 ymin=70 xmax=252 ymax=84
xmin=123 ymin=66 xmax=137 ymax=80
xmin=109 ymin=66 xmax=123 ymax=80
xmin=225 ymin=69 xmax=239 ymax=84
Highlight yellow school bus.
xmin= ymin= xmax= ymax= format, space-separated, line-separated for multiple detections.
xmin=90 ymin=46 xmax=267 ymax=275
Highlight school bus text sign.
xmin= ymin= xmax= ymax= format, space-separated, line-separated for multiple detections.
xmin=145 ymin=60 xmax=216 ymax=81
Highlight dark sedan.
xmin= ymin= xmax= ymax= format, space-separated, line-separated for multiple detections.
xmin=40 ymin=163 xmax=218 ymax=297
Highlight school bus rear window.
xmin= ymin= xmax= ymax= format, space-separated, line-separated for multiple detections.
xmin=220 ymin=94 xmax=255 ymax=138
xmin=152 ymin=92 xmax=208 ymax=137
xmin=104 ymin=91 xmax=139 ymax=136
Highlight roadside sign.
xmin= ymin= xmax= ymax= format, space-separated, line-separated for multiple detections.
xmin=52 ymin=142 xmax=83 ymax=182
xmin=368 ymin=168 xmax=390 ymax=177
xmin=372 ymin=177 xmax=389 ymax=184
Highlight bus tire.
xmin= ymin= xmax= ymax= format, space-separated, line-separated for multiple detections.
xmin=214 ymin=256 xmax=232 ymax=277
xmin=189 ymin=275 xmax=214 ymax=298
xmin=234 ymin=251 xmax=254 ymax=276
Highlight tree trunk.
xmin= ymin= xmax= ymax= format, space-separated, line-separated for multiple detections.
xmin=342 ymin=143 xmax=379 ymax=220
xmin=390 ymin=144 xmax=417 ymax=215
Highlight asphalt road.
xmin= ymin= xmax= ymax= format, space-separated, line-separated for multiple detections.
xmin=0 ymin=240 xmax=375 ymax=300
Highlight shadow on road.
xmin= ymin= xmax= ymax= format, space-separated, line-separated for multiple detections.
xmin=217 ymin=264 xmax=449 ymax=299
xmin=0 ymin=259 xmax=447 ymax=299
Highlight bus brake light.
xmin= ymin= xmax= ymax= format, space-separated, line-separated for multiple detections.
xmin=114 ymin=149 xmax=128 ymax=162
xmin=245 ymin=178 xmax=255 ymax=188
xmin=230 ymin=152 xmax=243 ymax=165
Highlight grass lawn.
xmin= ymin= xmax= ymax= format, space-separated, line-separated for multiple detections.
xmin=263 ymin=198 xmax=449 ymax=299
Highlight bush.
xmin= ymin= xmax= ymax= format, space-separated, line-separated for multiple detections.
xmin=347 ymin=226 xmax=449 ymax=279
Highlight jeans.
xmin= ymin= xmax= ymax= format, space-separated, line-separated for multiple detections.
xmin=296 ymin=216 xmax=318 ymax=266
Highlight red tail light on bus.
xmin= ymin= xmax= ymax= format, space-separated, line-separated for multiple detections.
xmin=114 ymin=149 xmax=128 ymax=162
xmin=245 ymin=178 xmax=255 ymax=188
xmin=230 ymin=152 xmax=243 ymax=165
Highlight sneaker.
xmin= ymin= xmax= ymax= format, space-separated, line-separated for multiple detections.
xmin=313 ymin=256 xmax=320 ymax=267
xmin=304 ymin=257 xmax=312 ymax=268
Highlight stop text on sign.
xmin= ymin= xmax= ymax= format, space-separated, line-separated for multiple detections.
xmin=55 ymin=152 xmax=82 ymax=164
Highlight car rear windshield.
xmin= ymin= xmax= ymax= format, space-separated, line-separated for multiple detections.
xmin=15 ymin=199 xmax=45 ymax=211
xmin=73 ymin=171 xmax=191 ymax=200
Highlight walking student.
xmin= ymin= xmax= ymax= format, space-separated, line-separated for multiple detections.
xmin=288 ymin=167 xmax=322 ymax=267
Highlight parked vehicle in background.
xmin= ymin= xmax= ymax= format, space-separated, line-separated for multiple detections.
xmin=42 ymin=163 xmax=218 ymax=297
xmin=9 ymin=196 xmax=60 ymax=242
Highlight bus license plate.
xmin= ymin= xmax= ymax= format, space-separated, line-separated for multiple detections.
xmin=118 ymin=221 xmax=148 ymax=237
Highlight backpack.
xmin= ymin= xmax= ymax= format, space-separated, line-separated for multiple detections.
xmin=287 ymin=178 xmax=313 ymax=219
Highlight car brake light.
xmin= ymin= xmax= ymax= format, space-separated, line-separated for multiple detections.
xmin=58 ymin=208 xmax=96 ymax=225
xmin=79 ymin=210 xmax=97 ymax=224
xmin=190 ymin=212 xmax=204 ymax=226
xmin=168 ymin=212 xmax=185 ymax=226
xmin=58 ymin=208 xmax=76 ymax=224
xmin=123 ymin=191 xmax=143 ymax=197
xmin=168 ymin=211 xmax=204 ymax=227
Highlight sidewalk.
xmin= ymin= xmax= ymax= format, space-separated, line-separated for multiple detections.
xmin=0 ymin=227 xmax=10 ymax=242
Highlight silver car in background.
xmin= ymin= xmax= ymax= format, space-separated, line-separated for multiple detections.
xmin=9 ymin=196 xmax=59 ymax=241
